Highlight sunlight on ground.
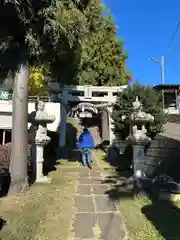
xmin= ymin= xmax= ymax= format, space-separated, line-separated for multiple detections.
xmin=0 ymin=167 xmax=77 ymax=240
xmin=69 ymin=118 xmax=162 ymax=239
xmin=58 ymin=159 xmax=80 ymax=167
xmin=1 ymin=118 xmax=179 ymax=240
xmin=93 ymin=149 xmax=113 ymax=169
xmin=118 ymin=197 xmax=163 ymax=240
xmin=96 ymin=148 xmax=180 ymax=240
xmin=96 ymin=149 xmax=162 ymax=239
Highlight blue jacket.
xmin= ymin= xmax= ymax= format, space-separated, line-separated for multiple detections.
xmin=77 ymin=130 xmax=95 ymax=149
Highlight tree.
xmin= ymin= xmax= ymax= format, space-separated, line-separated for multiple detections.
xmin=29 ymin=66 xmax=48 ymax=96
xmin=77 ymin=4 xmax=131 ymax=86
xmin=0 ymin=0 xmax=98 ymax=194
xmin=1 ymin=66 xmax=48 ymax=96
xmin=112 ymin=82 xmax=166 ymax=140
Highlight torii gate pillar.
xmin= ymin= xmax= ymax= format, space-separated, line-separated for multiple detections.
xmin=59 ymin=103 xmax=67 ymax=147
xmin=101 ymin=110 xmax=109 ymax=142
xmin=58 ymin=90 xmax=69 ymax=148
xmin=108 ymin=106 xmax=115 ymax=144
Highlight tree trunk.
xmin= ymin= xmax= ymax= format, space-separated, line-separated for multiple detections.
xmin=8 ymin=54 xmax=29 ymax=195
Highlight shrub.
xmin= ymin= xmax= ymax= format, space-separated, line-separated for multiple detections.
xmin=112 ymin=82 xmax=166 ymax=139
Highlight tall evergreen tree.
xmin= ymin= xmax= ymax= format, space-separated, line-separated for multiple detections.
xmin=77 ymin=3 xmax=131 ymax=86
xmin=0 ymin=0 xmax=98 ymax=193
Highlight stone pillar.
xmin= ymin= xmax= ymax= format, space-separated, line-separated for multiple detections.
xmin=35 ymin=144 xmax=44 ymax=182
xmin=32 ymin=137 xmax=52 ymax=184
xmin=28 ymin=101 xmax=55 ymax=184
xmin=59 ymin=103 xmax=67 ymax=147
xmin=101 ymin=110 xmax=109 ymax=142
xmin=107 ymin=106 xmax=115 ymax=144
xmin=122 ymin=97 xmax=154 ymax=193
xmin=133 ymin=144 xmax=146 ymax=179
xmin=2 ymin=130 xmax=6 ymax=145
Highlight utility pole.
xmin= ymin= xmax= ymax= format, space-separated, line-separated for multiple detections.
xmin=151 ymin=56 xmax=165 ymax=84
xmin=160 ymin=56 xmax=165 ymax=84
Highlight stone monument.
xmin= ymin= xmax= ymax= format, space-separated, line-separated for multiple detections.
xmin=28 ymin=101 xmax=55 ymax=183
xmin=122 ymin=96 xmax=154 ymax=182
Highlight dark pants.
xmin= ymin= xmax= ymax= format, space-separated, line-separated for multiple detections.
xmin=81 ymin=148 xmax=92 ymax=166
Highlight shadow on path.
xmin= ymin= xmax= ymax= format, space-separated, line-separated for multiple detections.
xmin=43 ymin=131 xmax=59 ymax=176
xmin=95 ymin=142 xmax=133 ymax=170
xmin=102 ymin=158 xmax=180 ymax=239
xmin=44 ymin=122 xmax=79 ymax=175
xmin=55 ymin=122 xmax=81 ymax=164
xmin=0 ymin=218 xmax=7 ymax=231
xmin=102 ymin=166 xmax=134 ymax=201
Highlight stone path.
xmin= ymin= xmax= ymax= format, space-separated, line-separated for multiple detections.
xmin=68 ymin=163 xmax=128 ymax=240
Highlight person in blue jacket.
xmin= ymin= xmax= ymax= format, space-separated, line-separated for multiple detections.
xmin=77 ymin=127 xmax=95 ymax=169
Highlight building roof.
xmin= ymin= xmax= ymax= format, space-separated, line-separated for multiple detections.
xmin=153 ymin=84 xmax=180 ymax=91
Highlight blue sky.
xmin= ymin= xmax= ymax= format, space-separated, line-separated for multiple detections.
xmin=103 ymin=0 xmax=180 ymax=86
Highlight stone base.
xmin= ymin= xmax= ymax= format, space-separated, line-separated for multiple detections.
xmin=36 ymin=176 xmax=52 ymax=184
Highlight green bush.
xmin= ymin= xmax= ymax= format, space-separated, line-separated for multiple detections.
xmin=112 ymin=82 xmax=166 ymax=139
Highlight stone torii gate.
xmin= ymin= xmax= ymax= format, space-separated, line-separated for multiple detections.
xmin=48 ymin=83 xmax=127 ymax=148
xmin=70 ymin=102 xmax=113 ymax=142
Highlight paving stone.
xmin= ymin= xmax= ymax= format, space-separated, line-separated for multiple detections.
xmin=95 ymin=196 xmax=117 ymax=212
xmin=92 ymin=163 xmax=98 ymax=166
xmin=91 ymin=178 xmax=104 ymax=185
xmin=75 ymin=196 xmax=95 ymax=212
xmin=71 ymin=158 xmax=128 ymax=240
xmin=98 ymin=213 xmax=126 ymax=240
xmin=78 ymin=173 xmax=90 ymax=178
xmin=90 ymin=170 xmax=101 ymax=177
xmin=92 ymin=184 xmax=109 ymax=195
xmin=67 ymin=168 xmax=79 ymax=172
xmin=78 ymin=185 xmax=92 ymax=195
xmin=79 ymin=177 xmax=92 ymax=184
xmin=102 ymin=177 xmax=118 ymax=185
xmin=91 ymin=165 xmax=100 ymax=169
xmin=78 ymin=167 xmax=91 ymax=174
xmin=73 ymin=213 xmax=96 ymax=239
xmin=78 ymin=175 xmax=91 ymax=181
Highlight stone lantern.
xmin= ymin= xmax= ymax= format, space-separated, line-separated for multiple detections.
xmin=28 ymin=101 xmax=55 ymax=183
xmin=122 ymin=96 xmax=154 ymax=181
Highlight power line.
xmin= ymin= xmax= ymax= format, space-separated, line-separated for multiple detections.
xmin=166 ymin=43 xmax=179 ymax=65
xmin=167 ymin=21 xmax=180 ymax=49
xmin=166 ymin=22 xmax=180 ymax=65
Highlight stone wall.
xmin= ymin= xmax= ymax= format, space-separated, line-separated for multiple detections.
xmin=166 ymin=114 xmax=180 ymax=123
xmin=114 ymin=128 xmax=180 ymax=182
xmin=144 ymin=135 xmax=180 ymax=180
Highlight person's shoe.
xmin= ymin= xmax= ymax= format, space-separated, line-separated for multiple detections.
xmin=88 ymin=164 xmax=92 ymax=169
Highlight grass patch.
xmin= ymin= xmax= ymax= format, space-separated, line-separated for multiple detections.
xmin=93 ymin=149 xmax=112 ymax=169
xmin=95 ymin=149 xmax=180 ymax=240
xmin=119 ymin=196 xmax=180 ymax=240
xmin=118 ymin=197 xmax=162 ymax=240
xmin=58 ymin=159 xmax=80 ymax=167
xmin=0 ymin=166 xmax=77 ymax=240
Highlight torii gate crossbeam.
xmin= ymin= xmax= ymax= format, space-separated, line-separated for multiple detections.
xmin=47 ymin=83 xmax=127 ymax=148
